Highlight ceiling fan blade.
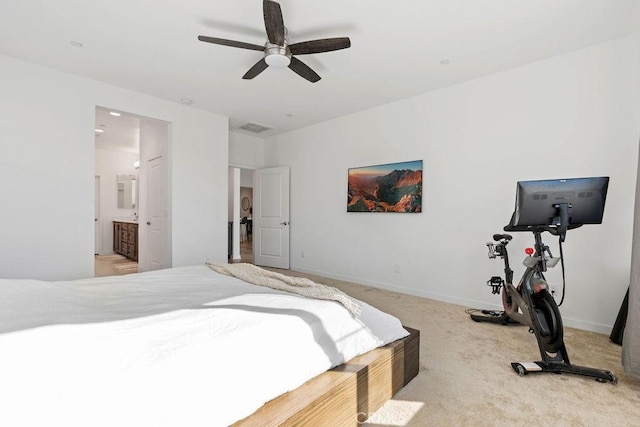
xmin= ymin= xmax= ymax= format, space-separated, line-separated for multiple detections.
xmin=263 ymin=0 xmax=285 ymax=45
xmin=289 ymin=37 xmax=351 ymax=55
xmin=198 ymin=35 xmax=264 ymax=51
xmin=288 ymin=57 xmax=321 ymax=83
xmin=242 ymin=59 xmax=269 ymax=80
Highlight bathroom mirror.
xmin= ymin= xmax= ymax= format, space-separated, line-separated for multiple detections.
xmin=117 ymin=174 xmax=136 ymax=209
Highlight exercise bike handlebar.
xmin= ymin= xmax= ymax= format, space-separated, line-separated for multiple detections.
xmin=503 ymin=211 xmax=582 ymax=236
xmin=486 ymin=242 xmax=496 ymax=259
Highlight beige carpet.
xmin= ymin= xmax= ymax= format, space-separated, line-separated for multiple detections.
xmin=281 ymin=269 xmax=640 ymax=426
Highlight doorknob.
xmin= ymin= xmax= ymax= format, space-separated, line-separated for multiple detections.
xmin=147 ymin=221 xmax=151 ymax=225
xmin=280 ymin=221 xmax=289 ymax=226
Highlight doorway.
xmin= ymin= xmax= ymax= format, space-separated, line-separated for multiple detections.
xmin=94 ymin=107 xmax=170 ymax=277
xmin=239 ymin=184 xmax=254 ymax=263
xmin=229 ymin=167 xmax=255 ymax=264
xmin=94 ymin=107 xmax=140 ymax=276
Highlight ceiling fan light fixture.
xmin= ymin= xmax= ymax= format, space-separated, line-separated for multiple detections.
xmin=265 ymin=44 xmax=291 ymax=67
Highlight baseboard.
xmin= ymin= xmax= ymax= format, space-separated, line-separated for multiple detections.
xmin=292 ymin=265 xmax=487 ymax=307
xmin=561 ymin=318 xmax=613 ymax=335
xmin=291 ymin=266 xmax=614 ymax=335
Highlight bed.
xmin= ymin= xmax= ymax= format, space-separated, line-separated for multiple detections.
xmin=0 ymin=264 xmax=419 ymax=426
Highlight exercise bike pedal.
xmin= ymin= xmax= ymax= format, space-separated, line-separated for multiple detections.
xmin=470 ymin=311 xmax=519 ymax=325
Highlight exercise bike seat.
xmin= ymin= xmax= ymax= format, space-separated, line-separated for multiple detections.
xmin=493 ymin=233 xmax=512 ymax=242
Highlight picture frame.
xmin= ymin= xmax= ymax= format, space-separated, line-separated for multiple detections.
xmin=347 ymin=160 xmax=422 ymax=213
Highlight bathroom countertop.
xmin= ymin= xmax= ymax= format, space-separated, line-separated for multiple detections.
xmin=112 ymin=218 xmax=138 ymax=224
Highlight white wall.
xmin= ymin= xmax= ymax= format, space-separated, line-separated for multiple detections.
xmin=95 ymin=148 xmax=139 ymax=254
xmin=0 ymin=54 xmax=228 ymax=280
xmin=265 ymin=33 xmax=640 ymax=333
xmin=228 ymin=168 xmax=235 ymax=221
xmin=240 ymin=169 xmax=254 ymax=188
xmin=229 ymin=131 xmax=265 ymax=169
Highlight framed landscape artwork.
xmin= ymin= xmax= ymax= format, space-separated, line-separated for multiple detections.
xmin=347 ymin=160 xmax=422 ymax=213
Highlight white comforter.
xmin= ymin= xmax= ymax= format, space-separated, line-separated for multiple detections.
xmin=0 ymin=265 xmax=408 ymax=427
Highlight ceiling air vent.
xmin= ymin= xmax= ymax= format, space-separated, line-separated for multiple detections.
xmin=238 ymin=122 xmax=273 ymax=134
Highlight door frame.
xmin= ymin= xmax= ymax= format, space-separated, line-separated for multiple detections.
xmin=228 ymin=166 xmax=256 ymax=262
xmin=94 ymin=175 xmax=102 ymax=255
xmin=94 ymin=107 xmax=170 ymax=273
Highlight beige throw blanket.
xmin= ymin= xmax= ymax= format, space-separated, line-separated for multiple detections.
xmin=206 ymin=262 xmax=362 ymax=317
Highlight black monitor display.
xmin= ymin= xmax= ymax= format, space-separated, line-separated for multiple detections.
xmin=513 ymin=177 xmax=609 ymax=228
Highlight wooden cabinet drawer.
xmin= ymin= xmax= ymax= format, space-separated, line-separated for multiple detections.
xmin=113 ymin=221 xmax=138 ymax=261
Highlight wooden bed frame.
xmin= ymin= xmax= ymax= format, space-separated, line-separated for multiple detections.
xmin=234 ymin=326 xmax=420 ymax=426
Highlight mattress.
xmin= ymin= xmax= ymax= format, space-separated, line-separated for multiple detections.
xmin=0 ymin=265 xmax=408 ymax=426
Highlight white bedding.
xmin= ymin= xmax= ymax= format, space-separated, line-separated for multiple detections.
xmin=0 ymin=265 xmax=408 ymax=426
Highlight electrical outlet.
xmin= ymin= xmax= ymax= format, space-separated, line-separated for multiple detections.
xmin=394 ymin=263 xmax=401 ymax=273
xmin=301 ymin=250 xmax=305 ymax=258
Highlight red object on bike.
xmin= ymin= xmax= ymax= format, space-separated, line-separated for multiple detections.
xmin=525 ymin=247 xmax=534 ymax=255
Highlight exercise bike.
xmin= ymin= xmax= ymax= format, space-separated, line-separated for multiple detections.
xmin=473 ymin=177 xmax=617 ymax=384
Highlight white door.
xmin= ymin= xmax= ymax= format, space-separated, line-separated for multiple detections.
xmin=146 ymin=155 xmax=164 ymax=271
xmin=94 ymin=175 xmax=102 ymax=255
xmin=254 ymin=166 xmax=290 ymax=269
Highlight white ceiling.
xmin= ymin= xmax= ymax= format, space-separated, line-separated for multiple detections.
xmin=1 ymin=1 xmax=639 ymax=138
xmin=95 ymin=107 xmax=140 ymax=154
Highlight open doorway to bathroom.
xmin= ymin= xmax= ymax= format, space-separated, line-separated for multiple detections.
xmin=94 ymin=107 xmax=171 ymax=277
xmin=94 ymin=107 xmax=140 ymax=276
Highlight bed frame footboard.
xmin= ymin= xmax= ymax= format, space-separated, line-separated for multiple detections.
xmin=234 ymin=326 xmax=420 ymax=426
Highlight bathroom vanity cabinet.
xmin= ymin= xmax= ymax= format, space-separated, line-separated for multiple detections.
xmin=113 ymin=220 xmax=138 ymax=261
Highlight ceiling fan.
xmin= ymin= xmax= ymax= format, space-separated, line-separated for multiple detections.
xmin=198 ymin=0 xmax=351 ymax=83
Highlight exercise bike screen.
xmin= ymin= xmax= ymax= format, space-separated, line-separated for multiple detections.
xmin=513 ymin=176 xmax=609 ymax=227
